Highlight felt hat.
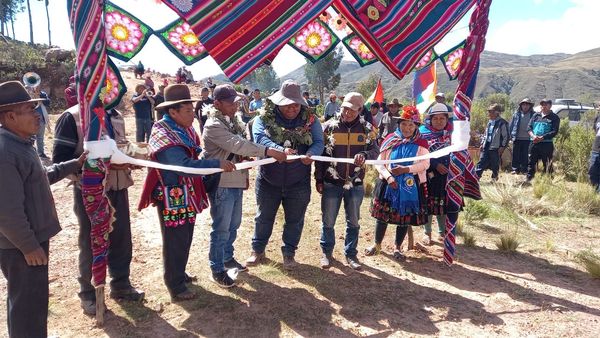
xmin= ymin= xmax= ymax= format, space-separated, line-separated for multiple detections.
xmin=388 ymin=98 xmax=402 ymax=107
xmin=340 ymin=92 xmax=365 ymax=111
xmin=0 ymin=81 xmax=45 ymax=109
xmin=393 ymin=105 xmax=421 ymax=124
xmin=155 ymin=84 xmax=198 ymax=109
xmin=487 ymin=103 xmax=504 ymax=113
xmin=519 ymin=97 xmax=533 ymax=105
xmin=268 ymin=80 xmax=308 ymax=106
xmin=539 ymin=98 xmax=552 ymax=105
xmin=428 ymin=102 xmax=452 ymax=115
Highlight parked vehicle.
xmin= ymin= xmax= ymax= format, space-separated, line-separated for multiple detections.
xmin=534 ymin=99 xmax=597 ymax=126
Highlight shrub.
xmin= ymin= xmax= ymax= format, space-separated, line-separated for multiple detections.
xmin=575 ymin=249 xmax=600 ymax=279
xmin=571 ymin=183 xmax=600 ymax=216
xmin=363 ymin=166 xmax=379 ymax=197
xmin=496 ymin=232 xmax=520 ymax=251
xmin=462 ymin=231 xmax=477 ymax=247
xmin=554 ymin=123 xmax=594 ymax=182
xmin=464 ymin=200 xmax=491 ymax=225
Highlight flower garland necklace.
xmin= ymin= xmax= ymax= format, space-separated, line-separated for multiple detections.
xmin=205 ymin=104 xmax=246 ymax=137
xmin=258 ymin=99 xmax=316 ymax=147
xmin=324 ymin=115 xmax=377 ymax=190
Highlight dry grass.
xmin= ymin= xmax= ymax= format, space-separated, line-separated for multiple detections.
xmin=496 ymin=232 xmax=520 ymax=252
xmin=576 ymin=250 xmax=600 ymax=279
xmin=461 ymin=231 xmax=477 ymax=247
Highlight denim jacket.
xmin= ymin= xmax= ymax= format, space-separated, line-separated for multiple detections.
xmin=509 ymin=109 xmax=534 ymax=141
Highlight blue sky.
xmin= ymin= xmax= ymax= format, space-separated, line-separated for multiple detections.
xmin=8 ymin=0 xmax=597 ymax=78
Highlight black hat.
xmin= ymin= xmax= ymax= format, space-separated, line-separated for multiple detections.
xmin=0 ymin=81 xmax=45 ymax=109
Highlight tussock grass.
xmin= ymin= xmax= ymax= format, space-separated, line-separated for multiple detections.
xmin=496 ymin=232 xmax=520 ymax=252
xmin=455 ymin=220 xmax=464 ymax=236
xmin=464 ymin=200 xmax=491 ymax=225
xmin=575 ymin=250 xmax=600 ymax=279
xmin=461 ymin=231 xmax=477 ymax=247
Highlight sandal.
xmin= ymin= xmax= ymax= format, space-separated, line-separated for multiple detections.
xmin=393 ymin=250 xmax=405 ymax=260
xmin=421 ymin=235 xmax=432 ymax=246
xmin=364 ymin=244 xmax=381 ymax=256
xmin=172 ymin=289 xmax=196 ymax=302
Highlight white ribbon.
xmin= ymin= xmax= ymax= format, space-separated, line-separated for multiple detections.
xmin=83 ymin=120 xmax=470 ymax=174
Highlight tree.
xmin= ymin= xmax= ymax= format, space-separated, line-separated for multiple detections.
xmin=356 ymin=73 xmax=378 ymax=98
xmin=41 ymin=0 xmax=50 ymax=45
xmin=305 ymin=47 xmax=343 ymax=103
xmin=0 ymin=0 xmax=24 ymax=39
xmin=244 ymin=64 xmax=280 ymax=93
xmin=25 ymin=0 xmax=32 ymax=43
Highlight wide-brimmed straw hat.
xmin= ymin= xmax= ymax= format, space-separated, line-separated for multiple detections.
xmin=155 ymin=84 xmax=198 ymax=109
xmin=0 ymin=81 xmax=45 ymax=109
xmin=393 ymin=106 xmax=421 ymax=124
xmin=268 ymin=80 xmax=308 ymax=106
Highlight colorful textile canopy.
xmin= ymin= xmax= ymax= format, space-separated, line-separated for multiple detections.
xmin=289 ymin=19 xmax=340 ymax=64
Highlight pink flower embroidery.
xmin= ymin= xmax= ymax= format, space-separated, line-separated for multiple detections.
xmin=349 ymin=37 xmax=375 ymax=60
xmin=330 ymin=15 xmax=348 ymax=31
xmin=294 ymin=21 xmax=332 ymax=56
xmin=446 ymin=48 xmax=464 ymax=78
xmin=103 ymin=68 xmax=120 ymax=105
xmin=415 ymin=50 xmax=433 ymax=69
xmin=169 ymin=22 xmax=206 ymax=57
xmin=105 ymin=11 xmax=143 ymax=54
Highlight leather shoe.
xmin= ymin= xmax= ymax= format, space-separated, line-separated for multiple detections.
xmin=245 ymin=251 xmax=265 ymax=266
xmin=346 ymin=256 xmax=362 ymax=270
xmin=81 ymin=299 xmax=96 ymax=316
xmin=283 ymin=255 xmax=297 ymax=270
xmin=110 ymin=286 xmax=145 ymax=302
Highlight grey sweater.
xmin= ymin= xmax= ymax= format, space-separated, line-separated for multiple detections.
xmin=202 ymin=114 xmax=267 ymax=188
xmin=0 ymin=128 xmax=80 ymax=253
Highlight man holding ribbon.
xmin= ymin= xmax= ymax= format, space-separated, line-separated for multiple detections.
xmin=202 ymin=84 xmax=286 ymax=287
xmin=53 ymin=105 xmax=145 ymax=315
xmin=315 ymin=92 xmax=379 ymax=270
xmin=138 ymin=84 xmax=235 ymax=301
xmin=247 ymin=80 xmax=324 ymax=270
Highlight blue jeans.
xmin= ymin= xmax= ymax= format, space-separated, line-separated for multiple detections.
xmin=135 ymin=118 xmax=153 ymax=142
xmin=589 ymin=151 xmax=600 ymax=193
xmin=208 ymin=187 xmax=243 ymax=273
xmin=252 ymin=176 xmax=311 ymax=257
xmin=35 ymin=122 xmax=46 ymax=156
xmin=320 ymin=182 xmax=364 ymax=257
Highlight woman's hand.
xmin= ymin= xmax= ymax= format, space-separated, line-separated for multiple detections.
xmin=386 ymin=176 xmax=398 ymax=189
xmin=391 ymin=165 xmax=409 ymax=176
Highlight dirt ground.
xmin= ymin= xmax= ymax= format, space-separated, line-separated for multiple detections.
xmin=1 ymin=73 xmax=599 ymax=337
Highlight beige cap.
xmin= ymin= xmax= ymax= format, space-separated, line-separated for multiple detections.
xmin=340 ymin=92 xmax=365 ymax=111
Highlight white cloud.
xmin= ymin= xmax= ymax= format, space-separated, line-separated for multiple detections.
xmin=487 ymin=0 xmax=600 ymax=55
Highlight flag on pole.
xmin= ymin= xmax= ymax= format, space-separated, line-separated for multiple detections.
xmin=366 ymin=78 xmax=384 ymax=105
xmin=413 ymin=62 xmax=437 ymax=114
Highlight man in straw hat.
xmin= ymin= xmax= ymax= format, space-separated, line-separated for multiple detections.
xmin=524 ymin=98 xmax=560 ymax=184
xmin=378 ymin=98 xmax=403 ymax=139
xmin=509 ymin=98 xmax=535 ymax=175
xmin=475 ymin=103 xmax=509 ymax=181
xmin=138 ymin=84 xmax=235 ymax=301
xmin=53 ymin=104 xmax=145 ymax=315
xmin=247 ymin=80 xmax=324 ymax=270
xmin=202 ymin=84 xmax=286 ymax=287
xmin=0 ymin=81 xmax=86 ymax=337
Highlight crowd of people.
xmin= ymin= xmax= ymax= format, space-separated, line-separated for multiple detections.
xmin=1 ymin=72 xmax=600 ymax=337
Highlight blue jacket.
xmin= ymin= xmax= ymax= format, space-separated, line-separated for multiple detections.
xmin=509 ymin=109 xmax=534 ymax=141
xmin=253 ymin=107 xmax=324 ymax=187
xmin=528 ymin=111 xmax=560 ymax=143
